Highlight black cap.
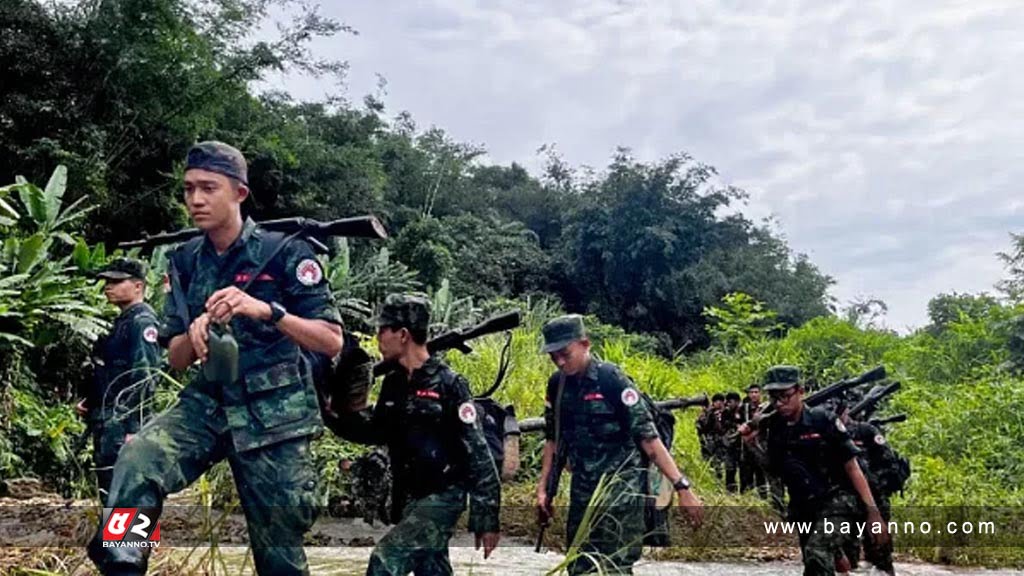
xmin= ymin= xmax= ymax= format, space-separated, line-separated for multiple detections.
xmin=186 ymin=141 xmax=248 ymax=185
xmin=97 ymin=258 xmax=147 ymax=281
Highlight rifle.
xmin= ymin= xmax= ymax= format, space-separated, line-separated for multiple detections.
xmin=372 ymin=310 xmax=522 ymax=377
xmin=869 ymin=413 xmax=907 ymax=428
xmin=516 ymin=394 xmax=709 ymax=435
xmin=118 ymin=216 xmax=388 ymax=253
xmin=741 ymin=365 xmax=887 ymax=432
xmin=848 ymin=381 xmax=901 ymax=420
xmin=536 ymin=438 xmax=566 ymax=553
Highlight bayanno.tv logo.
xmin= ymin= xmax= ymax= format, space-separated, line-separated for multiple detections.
xmin=101 ymin=507 xmax=161 ymax=549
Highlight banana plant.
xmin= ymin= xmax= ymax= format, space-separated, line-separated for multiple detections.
xmin=0 ymin=166 xmax=109 ymax=348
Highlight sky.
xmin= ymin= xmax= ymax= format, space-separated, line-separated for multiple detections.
xmin=259 ymin=0 xmax=1024 ymax=331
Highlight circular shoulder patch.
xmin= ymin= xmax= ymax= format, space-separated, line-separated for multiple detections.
xmin=874 ymin=434 xmax=887 ymax=445
xmin=296 ymin=258 xmax=324 ymax=286
xmin=621 ymin=387 xmax=640 ymax=407
xmin=161 ymin=274 xmax=171 ymax=294
xmin=835 ymin=419 xmax=847 ymax=434
xmin=142 ymin=326 xmax=159 ymax=344
xmin=458 ymin=402 xmax=478 ymax=424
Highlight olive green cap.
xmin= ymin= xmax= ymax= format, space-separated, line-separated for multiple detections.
xmin=541 ymin=314 xmax=586 ymax=353
xmin=763 ymin=365 xmax=801 ymax=391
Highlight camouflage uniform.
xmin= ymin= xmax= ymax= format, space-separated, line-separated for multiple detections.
xmin=89 ymin=259 xmax=162 ymax=501
xmin=843 ymin=420 xmax=896 ymax=573
xmin=739 ymin=398 xmax=768 ymax=496
xmin=761 ymin=366 xmax=863 ymax=576
xmin=718 ymin=404 xmax=742 ymax=492
xmin=88 ymin=142 xmax=341 ymax=576
xmin=338 ymin=295 xmax=501 ymax=576
xmin=542 ymin=316 xmax=660 ymax=575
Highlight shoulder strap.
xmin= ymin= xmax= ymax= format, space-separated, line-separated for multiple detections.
xmin=240 ymin=229 xmax=300 ymax=292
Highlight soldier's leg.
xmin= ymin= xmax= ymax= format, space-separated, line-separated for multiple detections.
xmin=229 ymin=435 xmax=320 ymax=576
xmin=92 ymin=422 xmax=122 ymax=503
xmin=724 ymin=451 xmax=739 ymax=493
xmin=366 ymin=486 xmax=466 ymax=576
xmin=566 ymin=475 xmax=644 ymax=575
xmin=88 ymin=393 xmax=229 ymax=575
xmin=802 ymin=494 xmax=860 ymax=576
xmin=739 ymin=455 xmax=754 ymax=493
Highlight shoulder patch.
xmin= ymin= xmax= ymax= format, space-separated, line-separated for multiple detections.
xmin=621 ymin=387 xmax=640 ymax=407
xmin=458 ymin=401 xmax=478 ymax=424
xmin=161 ymin=274 xmax=171 ymax=294
xmin=296 ymin=258 xmax=323 ymax=286
xmin=835 ymin=419 xmax=847 ymax=434
xmin=874 ymin=434 xmax=886 ymax=445
xmin=142 ymin=326 xmax=158 ymax=344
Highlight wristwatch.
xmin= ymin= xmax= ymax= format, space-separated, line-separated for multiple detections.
xmin=268 ymin=301 xmax=287 ymax=325
xmin=673 ymin=476 xmax=691 ymax=491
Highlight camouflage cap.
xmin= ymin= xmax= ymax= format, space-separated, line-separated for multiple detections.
xmin=376 ymin=294 xmax=430 ymax=334
xmin=763 ymin=365 xmax=801 ymax=391
xmin=541 ymin=314 xmax=586 ymax=353
xmin=97 ymin=258 xmax=147 ymax=281
xmin=186 ymin=141 xmax=248 ymax=186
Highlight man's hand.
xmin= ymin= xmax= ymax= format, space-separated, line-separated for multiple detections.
xmin=676 ymin=488 xmax=704 ymax=527
xmin=75 ymin=399 xmax=88 ymax=417
xmin=188 ymin=312 xmax=212 ymax=362
xmin=738 ymin=423 xmax=759 ymax=444
xmin=205 ymin=286 xmax=271 ymax=324
xmin=475 ymin=531 xmax=500 ymax=559
xmin=535 ymin=489 xmax=552 ymax=525
xmin=866 ymin=506 xmax=890 ymax=547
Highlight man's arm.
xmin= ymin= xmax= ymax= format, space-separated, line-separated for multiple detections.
xmin=845 ymin=458 xmax=890 ymax=545
xmin=449 ymin=375 xmax=501 ymax=557
xmin=639 ymin=437 xmax=703 ymax=524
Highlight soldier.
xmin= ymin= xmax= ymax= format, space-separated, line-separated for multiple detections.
xmin=696 ymin=393 xmax=725 ymax=469
xmin=535 ymin=315 xmax=703 ymax=575
xmin=740 ymin=366 xmax=889 ymax=576
xmin=336 ymin=294 xmax=501 ymax=575
xmin=88 ymin=141 xmax=344 ymax=576
xmin=76 ymin=258 xmax=161 ymax=503
xmin=739 ymin=384 xmax=768 ymax=496
xmin=837 ymin=403 xmax=897 ymax=576
xmin=719 ymin=391 xmax=743 ymax=492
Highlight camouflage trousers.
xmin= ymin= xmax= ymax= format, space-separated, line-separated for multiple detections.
xmin=92 ymin=418 xmax=129 ymax=504
xmin=87 ymin=392 xmax=319 ymax=576
xmin=566 ymin=470 xmax=645 ymax=575
xmin=367 ymin=485 xmax=466 ymax=576
xmin=792 ymin=492 xmax=862 ymax=576
xmin=841 ymin=494 xmax=893 ymax=572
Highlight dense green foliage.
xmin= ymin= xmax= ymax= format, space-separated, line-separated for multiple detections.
xmin=5 ymin=1 xmax=1024 ymax=569
xmin=1 ymin=0 xmax=833 ymax=351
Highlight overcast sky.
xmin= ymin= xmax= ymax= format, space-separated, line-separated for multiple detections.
xmin=260 ymin=0 xmax=1024 ymax=330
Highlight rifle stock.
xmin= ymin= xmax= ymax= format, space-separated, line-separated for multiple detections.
xmin=119 ymin=215 xmax=388 ymax=252
xmin=372 ymin=310 xmax=522 ymax=377
xmin=742 ymin=365 xmax=887 ymax=431
xmin=869 ymin=413 xmax=907 ymax=427
xmin=848 ymin=381 xmax=901 ymax=419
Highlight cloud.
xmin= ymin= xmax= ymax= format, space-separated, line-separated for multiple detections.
xmin=259 ymin=0 xmax=1024 ymax=329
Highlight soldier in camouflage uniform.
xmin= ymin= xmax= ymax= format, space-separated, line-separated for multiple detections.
xmin=535 ymin=315 xmax=702 ymax=575
xmin=77 ymin=258 xmax=162 ymax=503
xmin=336 ymin=294 xmax=501 ymax=575
xmin=837 ymin=403 xmax=897 ymax=575
xmin=88 ymin=142 xmax=344 ymax=576
xmin=740 ymin=366 xmax=889 ymax=576
xmin=719 ymin=391 xmax=743 ymax=492
xmin=696 ymin=393 xmax=724 ymax=469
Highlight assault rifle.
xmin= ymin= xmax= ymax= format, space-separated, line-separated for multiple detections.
xmin=740 ymin=365 xmax=887 ymax=433
xmin=118 ymin=215 xmax=388 ymax=253
xmin=516 ymin=394 xmax=709 ymax=435
xmin=372 ymin=310 xmax=522 ymax=377
xmin=848 ymin=381 xmax=901 ymax=420
xmin=869 ymin=413 xmax=907 ymax=428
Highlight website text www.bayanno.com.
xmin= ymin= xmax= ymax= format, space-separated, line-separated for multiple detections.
xmin=765 ymin=518 xmax=996 ymax=539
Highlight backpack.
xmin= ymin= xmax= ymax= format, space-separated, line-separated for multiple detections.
xmin=878 ymin=451 xmax=912 ymax=496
